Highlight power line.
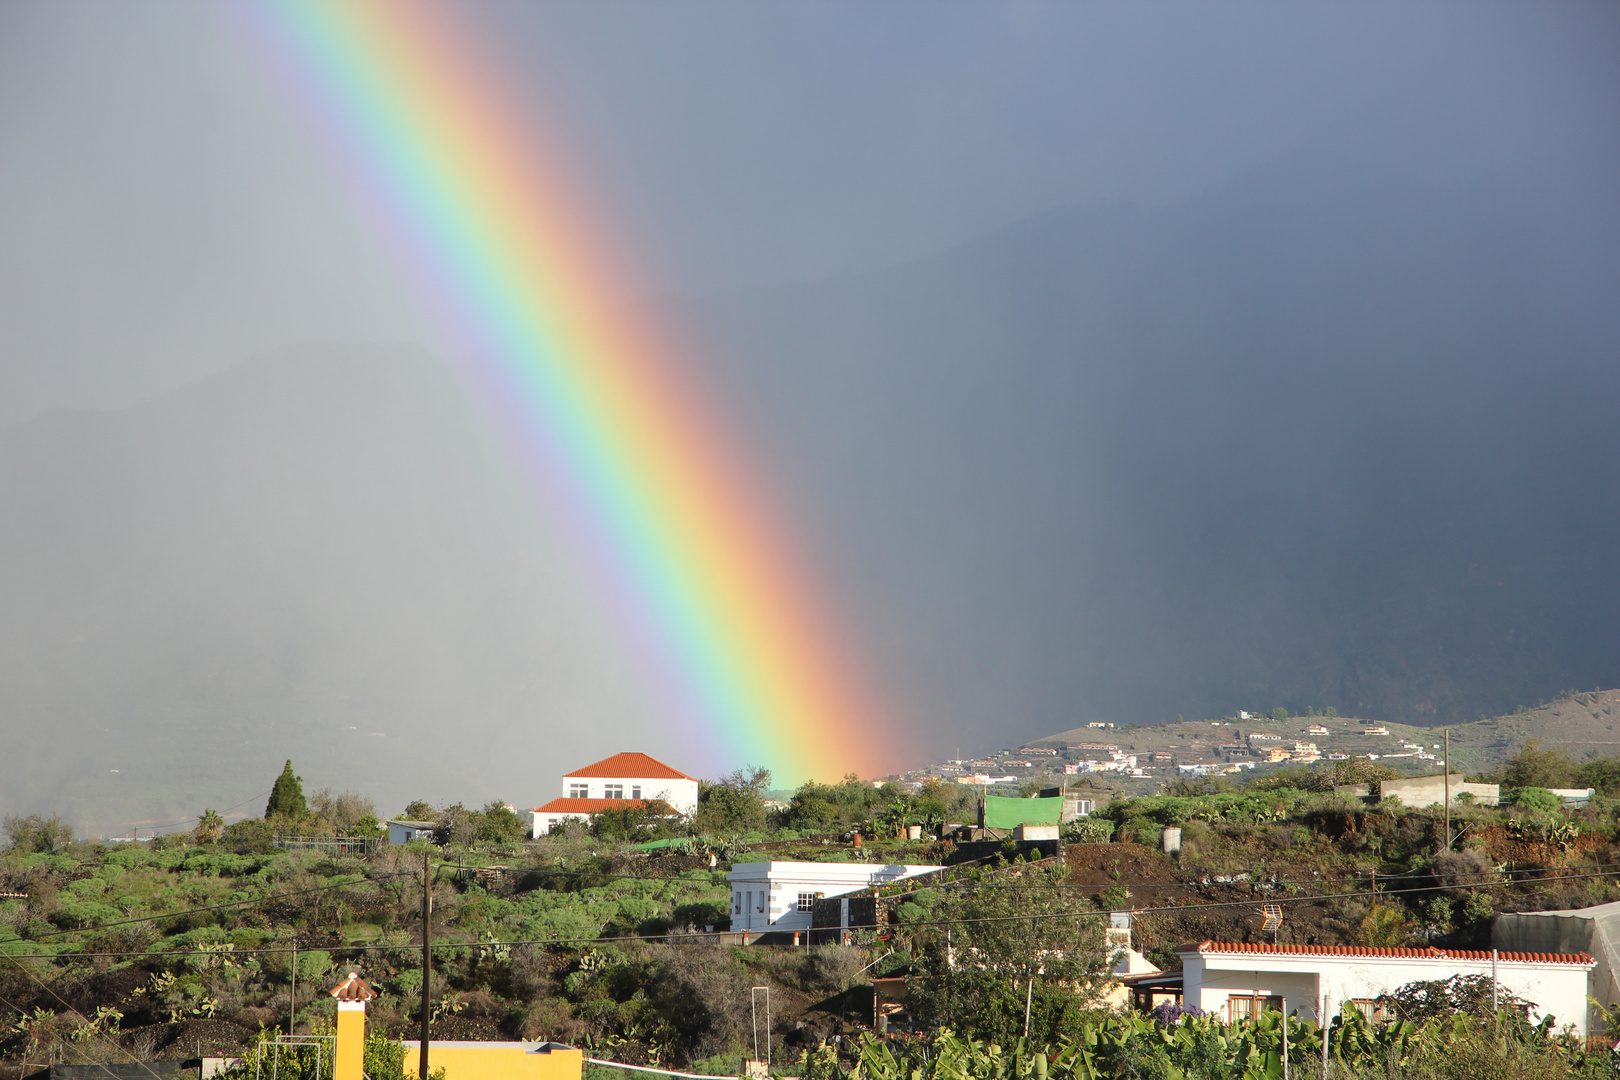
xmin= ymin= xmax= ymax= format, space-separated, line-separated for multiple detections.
xmin=112 ymin=789 xmax=277 ymax=838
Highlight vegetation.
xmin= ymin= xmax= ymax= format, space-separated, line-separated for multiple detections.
xmin=9 ymin=744 xmax=1620 ymax=1073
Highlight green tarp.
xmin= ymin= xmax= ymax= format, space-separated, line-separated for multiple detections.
xmin=983 ymin=795 xmax=1063 ymax=829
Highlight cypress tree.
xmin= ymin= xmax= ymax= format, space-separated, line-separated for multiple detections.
xmin=265 ymin=760 xmax=307 ymax=820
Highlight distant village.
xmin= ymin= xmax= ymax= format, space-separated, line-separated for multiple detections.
xmin=895 ymin=712 xmax=1453 ymax=791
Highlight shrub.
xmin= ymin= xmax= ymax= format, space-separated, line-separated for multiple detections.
xmin=1434 ymin=848 xmax=1495 ymax=892
xmin=1509 ymin=787 xmax=1563 ymax=815
xmin=4 ymin=814 xmax=75 ymax=854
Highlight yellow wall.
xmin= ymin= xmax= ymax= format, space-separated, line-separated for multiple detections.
xmin=335 ymin=1007 xmax=367 ymax=1080
xmin=400 ymin=1043 xmax=584 ymax=1080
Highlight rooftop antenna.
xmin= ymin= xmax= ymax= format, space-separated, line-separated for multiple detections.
xmin=1260 ymin=903 xmax=1283 ymax=944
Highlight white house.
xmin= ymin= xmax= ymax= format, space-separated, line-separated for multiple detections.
xmin=726 ymin=860 xmax=945 ymax=933
xmin=1177 ymin=941 xmax=1596 ymax=1035
xmin=386 ymin=819 xmax=437 ymax=845
xmin=530 ymin=752 xmax=700 ymax=835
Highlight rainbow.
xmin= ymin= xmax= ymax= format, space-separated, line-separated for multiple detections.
xmin=237 ymin=0 xmax=898 ymax=784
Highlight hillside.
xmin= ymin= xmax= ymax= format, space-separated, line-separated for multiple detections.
xmin=1029 ymin=689 xmax=1620 ymax=779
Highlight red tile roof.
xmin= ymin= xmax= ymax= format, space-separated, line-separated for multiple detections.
xmin=531 ymin=797 xmax=658 ymax=814
xmin=1176 ymin=941 xmax=1594 ymax=965
xmin=563 ymin=752 xmax=696 ymax=781
xmin=329 ymin=971 xmax=378 ymax=1001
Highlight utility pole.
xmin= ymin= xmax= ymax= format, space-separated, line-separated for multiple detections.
xmin=289 ymin=939 xmax=297 ymax=1034
xmin=1443 ymin=729 xmax=1451 ymax=852
xmin=420 ymin=851 xmax=432 ymax=1080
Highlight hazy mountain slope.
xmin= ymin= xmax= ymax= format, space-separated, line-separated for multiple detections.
xmin=684 ymin=150 xmax=1620 ymax=738
xmin=2 ymin=152 xmax=1615 ymax=833
xmin=0 ymin=345 xmax=677 ymax=834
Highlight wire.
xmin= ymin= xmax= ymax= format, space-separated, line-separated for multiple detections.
xmin=115 ymin=789 xmax=277 ymax=838
xmin=0 ymin=954 xmax=172 ymax=1077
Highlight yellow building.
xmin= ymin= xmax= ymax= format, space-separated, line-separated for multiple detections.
xmin=401 ymin=1041 xmax=584 ymax=1080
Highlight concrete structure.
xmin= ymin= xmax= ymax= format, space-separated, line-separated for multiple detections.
xmin=402 ymin=1043 xmax=583 ymax=1080
xmin=530 ymin=752 xmax=699 ymax=834
xmin=1378 ymin=774 xmax=1500 ymax=808
xmin=1495 ymin=900 xmax=1620 ymax=1016
xmin=1549 ymin=788 xmax=1597 ymax=807
xmin=726 ymin=860 xmax=944 ymax=933
xmin=386 ymin=819 xmax=437 ymax=845
xmin=1177 ymin=941 xmax=1594 ymax=1034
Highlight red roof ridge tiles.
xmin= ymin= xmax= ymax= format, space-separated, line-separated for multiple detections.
xmin=1175 ymin=940 xmax=1593 ymax=965
xmin=329 ymin=971 xmax=378 ymax=1001
xmin=563 ymin=752 xmax=695 ymax=781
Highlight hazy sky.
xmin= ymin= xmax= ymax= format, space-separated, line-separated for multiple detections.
xmin=2 ymin=2 xmax=1619 ymax=822
xmin=0 ymin=2 xmax=1615 ymax=426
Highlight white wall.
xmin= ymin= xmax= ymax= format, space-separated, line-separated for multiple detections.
xmin=1181 ymin=949 xmax=1594 ymax=1035
xmin=559 ymin=773 xmax=700 ymax=816
xmin=726 ymin=861 xmax=943 ymax=932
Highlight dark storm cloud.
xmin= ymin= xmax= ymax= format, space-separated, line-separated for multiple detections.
xmin=0 ymin=1 xmax=1615 ymax=829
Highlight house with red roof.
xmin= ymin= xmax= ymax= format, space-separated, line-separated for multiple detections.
xmin=529 ymin=753 xmax=700 ymax=836
xmin=1174 ymin=940 xmax=1596 ymax=1035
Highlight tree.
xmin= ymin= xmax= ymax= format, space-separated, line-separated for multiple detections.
xmin=3 ymin=813 xmax=74 ymax=854
xmin=694 ymin=766 xmax=771 ymax=835
xmin=590 ymin=800 xmax=676 ymax=842
xmin=1378 ymin=973 xmax=1530 ymax=1022
xmin=194 ymin=809 xmax=225 ymax=844
xmin=1575 ymin=757 xmax=1620 ymax=796
xmin=1501 ymin=739 xmax=1575 ymax=790
xmin=475 ymin=801 xmax=527 ymax=844
xmin=265 ymin=760 xmax=308 ymax=820
xmin=1269 ymin=707 xmax=1288 ymax=721
xmin=401 ymin=800 xmax=435 ymax=821
xmin=907 ymin=866 xmax=1111 ymax=1045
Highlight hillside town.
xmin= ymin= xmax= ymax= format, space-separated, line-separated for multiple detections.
xmin=10 ymin=695 xmax=1620 ymax=1080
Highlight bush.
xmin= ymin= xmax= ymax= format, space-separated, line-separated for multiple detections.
xmin=4 ymin=814 xmax=75 ymax=854
xmin=221 ymin=818 xmax=275 ymax=854
xmin=1509 ymin=787 xmax=1563 ymax=815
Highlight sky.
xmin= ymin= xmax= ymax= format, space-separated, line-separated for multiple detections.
xmin=0 ymin=2 xmax=1618 ymax=823
xmin=0 ymin=2 xmax=1615 ymax=426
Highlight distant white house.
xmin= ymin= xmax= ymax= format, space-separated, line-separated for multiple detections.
xmin=1177 ymin=941 xmax=1595 ymax=1035
xmin=386 ymin=819 xmax=437 ymax=845
xmin=530 ymin=752 xmax=700 ymax=835
xmin=726 ymin=860 xmax=945 ymax=933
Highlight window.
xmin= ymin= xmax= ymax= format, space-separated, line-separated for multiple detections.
xmin=604 ymin=784 xmax=624 ymax=799
xmin=631 ymin=786 xmax=642 ymax=800
xmin=1350 ymin=1000 xmax=1394 ymax=1025
xmin=568 ymin=783 xmax=588 ymax=799
xmin=757 ymin=892 xmax=766 ymax=913
xmin=1226 ymin=995 xmax=1283 ymax=1023
xmin=733 ymin=892 xmax=742 ymax=915
xmin=798 ymin=892 xmax=822 ymax=913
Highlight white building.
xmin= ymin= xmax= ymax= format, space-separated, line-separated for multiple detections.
xmin=386 ymin=819 xmax=437 ymax=845
xmin=530 ymin=752 xmax=700 ymax=835
xmin=1177 ymin=941 xmax=1595 ymax=1035
xmin=725 ymin=860 xmax=944 ymax=933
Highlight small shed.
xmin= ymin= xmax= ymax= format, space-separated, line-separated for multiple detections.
xmin=387 ymin=819 xmax=438 ymax=845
